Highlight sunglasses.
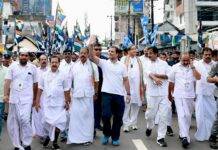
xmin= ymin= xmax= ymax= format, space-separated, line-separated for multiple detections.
xmin=64 ymin=52 xmax=72 ymax=55
xmin=94 ymin=48 xmax=102 ymax=51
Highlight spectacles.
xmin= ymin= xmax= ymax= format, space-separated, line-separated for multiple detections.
xmin=94 ymin=48 xmax=102 ymax=51
xmin=20 ymin=54 xmax=28 ymax=57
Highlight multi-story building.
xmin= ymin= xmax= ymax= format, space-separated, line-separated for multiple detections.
xmin=2 ymin=0 xmax=52 ymax=44
xmin=164 ymin=0 xmax=218 ymax=35
xmin=114 ymin=0 xmax=150 ymax=45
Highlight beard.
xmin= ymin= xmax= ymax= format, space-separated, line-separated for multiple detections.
xmin=20 ymin=60 xmax=27 ymax=66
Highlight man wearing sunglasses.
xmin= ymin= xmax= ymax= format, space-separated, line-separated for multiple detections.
xmin=60 ymin=49 xmax=75 ymax=74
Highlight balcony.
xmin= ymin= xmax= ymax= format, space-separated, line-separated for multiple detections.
xmin=196 ymin=0 xmax=218 ymax=6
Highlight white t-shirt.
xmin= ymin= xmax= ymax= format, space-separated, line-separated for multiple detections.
xmin=98 ymin=59 xmax=128 ymax=96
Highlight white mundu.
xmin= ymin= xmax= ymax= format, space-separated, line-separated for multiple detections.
xmin=168 ymin=63 xmax=196 ymax=142
xmin=121 ymin=56 xmax=143 ymax=129
xmin=32 ymin=67 xmax=48 ymax=137
xmin=6 ymin=62 xmax=37 ymax=149
xmin=38 ymin=69 xmax=70 ymax=141
xmin=67 ymin=59 xmax=99 ymax=144
xmin=145 ymin=58 xmax=171 ymax=140
xmin=194 ymin=60 xmax=217 ymax=141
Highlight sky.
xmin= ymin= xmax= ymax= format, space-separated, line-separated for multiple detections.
xmin=52 ymin=0 xmax=164 ymax=40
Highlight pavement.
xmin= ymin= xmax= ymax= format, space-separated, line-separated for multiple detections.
xmin=0 ymin=109 xmax=213 ymax=150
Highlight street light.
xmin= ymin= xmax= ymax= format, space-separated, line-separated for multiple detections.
xmin=107 ymin=15 xmax=113 ymax=46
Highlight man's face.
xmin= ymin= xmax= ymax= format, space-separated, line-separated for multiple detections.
xmin=148 ymin=49 xmax=157 ymax=61
xmin=19 ymin=53 xmax=29 ymax=66
xmin=64 ymin=52 xmax=72 ymax=63
xmin=181 ymin=55 xmax=190 ymax=67
xmin=172 ymin=53 xmax=179 ymax=60
xmin=108 ymin=48 xmax=118 ymax=60
xmin=79 ymin=50 xmax=88 ymax=63
xmin=94 ymin=46 xmax=102 ymax=57
xmin=128 ymin=46 xmax=137 ymax=57
xmin=72 ymin=53 xmax=78 ymax=62
xmin=39 ymin=55 xmax=47 ymax=68
xmin=190 ymin=54 xmax=195 ymax=61
xmin=159 ymin=54 xmax=167 ymax=61
xmin=144 ymin=48 xmax=148 ymax=57
xmin=203 ymin=50 xmax=212 ymax=63
xmin=50 ymin=58 xmax=59 ymax=71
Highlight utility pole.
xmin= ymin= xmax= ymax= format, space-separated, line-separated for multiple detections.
xmin=107 ymin=15 xmax=113 ymax=46
xmin=151 ymin=0 xmax=154 ymax=32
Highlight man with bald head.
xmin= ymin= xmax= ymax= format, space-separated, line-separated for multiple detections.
xmin=169 ymin=52 xmax=201 ymax=148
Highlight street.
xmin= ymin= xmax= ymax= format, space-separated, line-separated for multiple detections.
xmin=0 ymin=109 xmax=212 ymax=150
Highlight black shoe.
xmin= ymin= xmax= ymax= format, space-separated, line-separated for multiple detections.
xmin=157 ymin=138 xmax=167 ymax=147
xmin=94 ymin=130 xmax=97 ymax=139
xmin=209 ymin=135 xmax=218 ymax=149
xmin=52 ymin=143 xmax=60 ymax=150
xmin=14 ymin=148 xmax=19 ymax=150
xmin=24 ymin=146 xmax=31 ymax=150
xmin=43 ymin=137 xmax=50 ymax=148
xmin=145 ymin=129 xmax=152 ymax=137
xmin=166 ymin=126 xmax=174 ymax=136
xmin=181 ymin=137 xmax=189 ymax=149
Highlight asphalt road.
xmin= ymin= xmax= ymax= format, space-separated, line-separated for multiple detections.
xmin=0 ymin=109 xmax=213 ymax=150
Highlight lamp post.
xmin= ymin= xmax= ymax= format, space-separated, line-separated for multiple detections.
xmin=107 ymin=15 xmax=113 ymax=46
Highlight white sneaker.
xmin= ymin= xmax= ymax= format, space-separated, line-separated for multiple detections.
xmin=123 ymin=126 xmax=129 ymax=132
xmin=131 ymin=125 xmax=138 ymax=130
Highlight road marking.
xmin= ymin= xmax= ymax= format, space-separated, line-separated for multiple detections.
xmin=132 ymin=139 xmax=148 ymax=150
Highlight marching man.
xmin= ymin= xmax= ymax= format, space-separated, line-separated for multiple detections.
xmin=67 ymin=47 xmax=99 ymax=145
xmin=4 ymin=48 xmax=38 ymax=150
xmin=35 ymin=55 xmax=71 ymax=150
xmin=169 ymin=52 xmax=201 ymax=148
xmin=121 ymin=45 xmax=144 ymax=132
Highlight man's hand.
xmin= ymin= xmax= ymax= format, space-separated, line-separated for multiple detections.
xmin=3 ymin=95 xmax=9 ymax=103
xmin=88 ymin=35 xmax=97 ymax=46
xmin=35 ymin=103 xmax=41 ymax=112
xmin=93 ymin=93 xmax=98 ymax=101
xmin=65 ymin=100 xmax=70 ymax=111
xmin=154 ymin=78 xmax=163 ymax=86
xmin=126 ymin=95 xmax=131 ymax=104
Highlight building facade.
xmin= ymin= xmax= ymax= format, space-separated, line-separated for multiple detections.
xmin=164 ymin=0 xmax=218 ymax=35
xmin=114 ymin=0 xmax=150 ymax=45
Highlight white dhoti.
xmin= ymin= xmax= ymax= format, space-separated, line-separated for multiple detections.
xmin=123 ymin=103 xmax=140 ymax=128
xmin=195 ymin=95 xmax=217 ymax=141
xmin=145 ymin=96 xmax=171 ymax=140
xmin=174 ymin=98 xmax=194 ymax=142
xmin=155 ymin=101 xmax=172 ymax=126
xmin=7 ymin=103 xmax=32 ymax=149
xmin=31 ymin=96 xmax=45 ymax=137
xmin=43 ymin=105 xmax=67 ymax=141
xmin=67 ymin=97 xmax=94 ymax=144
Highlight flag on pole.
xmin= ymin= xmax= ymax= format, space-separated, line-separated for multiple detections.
xmin=55 ymin=3 xmax=66 ymax=26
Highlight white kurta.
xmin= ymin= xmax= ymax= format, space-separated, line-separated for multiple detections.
xmin=32 ymin=67 xmax=48 ymax=137
xmin=144 ymin=58 xmax=171 ymax=140
xmin=38 ymin=69 xmax=70 ymax=141
xmin=67 ymin=60 xmax=98 ymax=144
xmin=5 ymin=62 xmax=37 ymax=149
xmin=194 ymin=60 xmax=217 ymax=141
xmin=121 ymin=56 xmax=142 ymax=128
xmin=168 ymin=63 xmax=196 ymax=142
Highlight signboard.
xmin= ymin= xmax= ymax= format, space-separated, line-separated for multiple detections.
xmin=22 ymin=0 xmax=30 ymax=14
xmin=115 ymin=0 xmax=143 ymax=15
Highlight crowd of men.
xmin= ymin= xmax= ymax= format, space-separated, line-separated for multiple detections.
xmin=0 ymin=35 xmax=218 ymax=150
